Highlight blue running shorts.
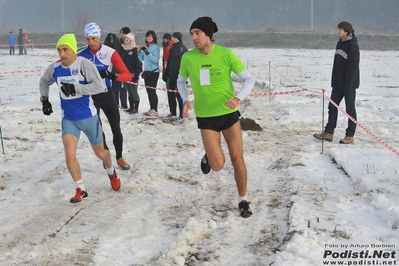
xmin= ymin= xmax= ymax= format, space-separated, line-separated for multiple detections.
xmin=61 ymin=115 xmax=103 ymax=145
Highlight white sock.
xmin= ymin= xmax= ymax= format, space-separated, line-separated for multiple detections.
xmin=75 ymin=180 xmax=85 ymax=191
xmin=106 ymin=166 xmax=115 ymax=175
xmin=238 ymin=195 xmax=247 ymax=203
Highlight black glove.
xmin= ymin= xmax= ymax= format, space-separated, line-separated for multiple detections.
xmin=162 ymin=74 xmax=167 ymax=82
xmin=42 ymin=99 xmax=53 ymax=116
xmin=131 ymin=73 xmax=139 ymax=82
xmin=99 ymin=69 xmax=117 ymax=80
xmin=141 ymin=46 xmax=150 ymax=55
xmin=61 ymin=82 xmax=76 ymax=97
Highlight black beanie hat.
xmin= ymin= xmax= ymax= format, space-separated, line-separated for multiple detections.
xmin=163 ymin=33 xmax=172 ymax=40
xmin=172 ymin=32 xmax=182 ymax=43
xmin=120 ymin=27 xmax=131 ymax=35
xmin=190 ymin=16 xmax=218 ymax=40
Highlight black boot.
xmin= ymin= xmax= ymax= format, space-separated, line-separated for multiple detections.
xmin=125 ymin=97 xmax=134 ymax=113
xmin=133 ymin=101 xmax=140 ymax=114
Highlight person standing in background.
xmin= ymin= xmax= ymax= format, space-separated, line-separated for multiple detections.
xmin=138 ymin=31 xmax=160 ymax=117
xmin=23 ymin=30 xmax=28 ymax=55
xmin=8 ymin=31 xmax=16 ymax=55
xmin=104 ymin=32 xmax=127 ymax=109
xmin=177 ymin=17 xmax=255 ymax=218
xmin=121 ymin=33 xmax=142 ymax=114
xmin=118 ymin=27 xmax=132 ymax=109
xmin=163 ymin=32 xmax=188 ymax=120
xmin=120 ymin=27 xmax=130 ymax=41
xmin=313 ymin=21 xmax=360 ymax=144
xmin=79 ymin=22 xmax=133 ymax=171
xmin=39 ymin=33 xmax=121 ymax=203
xmin=17 ymin=29 xmax=23 ymax=55
xmin=161 ymin=33 xmax=173 ymax=115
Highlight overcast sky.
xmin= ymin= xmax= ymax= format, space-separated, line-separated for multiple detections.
xmin=1 ymin=0 xmax=398 ymax=34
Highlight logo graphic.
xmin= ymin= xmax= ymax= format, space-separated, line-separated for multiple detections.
xmin=71 ymin=68 xmax=79 ymax=76
xmin=98 ymin=52 xmax=107 ymax=60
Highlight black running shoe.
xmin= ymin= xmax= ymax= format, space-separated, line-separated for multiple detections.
xmin=239 ymin=200 xmax=252 ymax=218
xmin=201 ymin=154 xmax=211 ymax=174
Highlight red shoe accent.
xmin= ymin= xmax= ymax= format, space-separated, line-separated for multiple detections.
xmin=117 ymin=157 xmax=130 ymax=170
xmin=70 ymin=188 xmax=88 ymax=203
xmin=108 ymin=170 xmax=121 ymax=191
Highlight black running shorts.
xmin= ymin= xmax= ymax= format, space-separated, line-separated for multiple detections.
xmin=196 ymin=111 xmax=241 ymax=132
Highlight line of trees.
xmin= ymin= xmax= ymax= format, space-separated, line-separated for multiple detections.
xmin=1 ymin=0 xmax=398 ymax=34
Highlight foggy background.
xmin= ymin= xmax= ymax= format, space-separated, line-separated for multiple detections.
xmin=1 ymin=0 xmax=399 ymax=34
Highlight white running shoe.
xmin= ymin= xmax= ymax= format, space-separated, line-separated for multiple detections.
xmin=144 ymin=109 xmax=159 ymax=117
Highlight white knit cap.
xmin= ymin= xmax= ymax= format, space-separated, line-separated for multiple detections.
xmin=126 ymin=33 xmax=135 ymax=41
xmin=84 ymin=22 xmax=101 ymax=38
xmin=122 ymin=33 xmax=137 ymax=50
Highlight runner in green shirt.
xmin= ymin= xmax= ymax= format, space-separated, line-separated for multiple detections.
xmin=177 ymin=17 xmax=255 ymax=218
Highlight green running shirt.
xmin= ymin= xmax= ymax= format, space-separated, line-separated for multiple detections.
xmin=179 ymin=44 xmax=246 ymax=118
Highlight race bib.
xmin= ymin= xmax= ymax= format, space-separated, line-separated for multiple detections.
xmin=199 ymin=69 xmax=210 ymax=86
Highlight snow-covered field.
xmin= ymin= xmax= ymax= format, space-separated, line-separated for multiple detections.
xmin=0 ymin=47 xmax=398 ymax=265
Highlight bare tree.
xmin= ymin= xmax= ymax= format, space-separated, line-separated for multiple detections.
xmin=70 ymin=7 xmax=91 ymax=32
xmin=0 ymin=3 xmax=10 ymax=34
xmin=36 ymin=9 xmax=48 ymax=33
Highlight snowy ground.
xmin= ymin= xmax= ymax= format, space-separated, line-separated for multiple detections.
xmin=0 ymin=47 xmax=398 ymax=266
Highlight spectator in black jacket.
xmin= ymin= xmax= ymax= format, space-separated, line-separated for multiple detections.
xmin=104 ymin=32 xmax=127 ymax=108
xmin=122 ymin=33 xmax=142 ymax=114
xmin=163 ymin=32 xmax=188 ymax=120
xmin=314 ymin=21 xmax=360 ymax=144
xmin=120 ymin=27 xmax=130 ymax=41
xmin=17 ymin=28 xmax=23 ymax=55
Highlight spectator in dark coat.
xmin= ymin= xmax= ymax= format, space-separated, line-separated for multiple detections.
xmin=163 ymin=32 xmax=188 ymax=119
xmin=17 ymin=29 xmax=23 ymax=55
xmin=313 ymin=21 xmax=360 ymax=144
xmin=104 ymin=32 xmax=127 ymax=108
